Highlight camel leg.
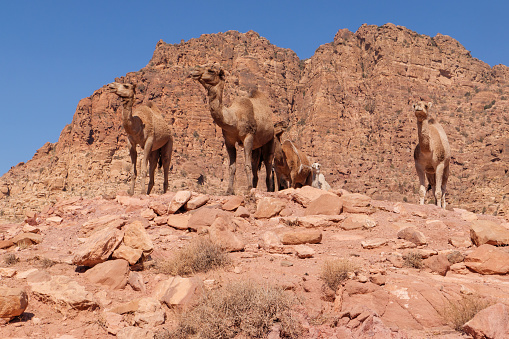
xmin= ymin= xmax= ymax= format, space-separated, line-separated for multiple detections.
xmin=434 ymin=163 xmax=445 ymax=208
xmin=128 ymin=140 xmax=137 ymax=196
xmin=161 ymin=139 xmax=173 ymax=194
xmin=415 ymin=162 xmax=426 ymax=205
xmin=251 ymin=148 xmax=261 ymax=189
xmin=147 ymin=150 xmax=159 ymax=195
xmin=141 ymin=137 xmax=154 ymax=195
xmin=225 ymin=141 xmax=237 ymax=195
xmin=262 ymin=138 xmax=275 ymax=192
xmin=243 ymin=134 xmax=254 ymax=192
xmin=441 ymin=164 xmax=449 ymax=209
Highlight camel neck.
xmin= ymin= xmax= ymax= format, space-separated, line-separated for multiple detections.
xmin=121 ymin=97 xmax=135 ymax=133
xmin=417 ymin=119 xmax=431 ymax=152
xmin=206 ymin=82 xmax=228 ymax=128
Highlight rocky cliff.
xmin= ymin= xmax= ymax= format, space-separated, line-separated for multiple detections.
xmin=1 ymin=23 xmax=509 ymax=221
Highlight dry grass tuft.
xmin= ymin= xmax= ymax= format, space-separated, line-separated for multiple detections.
xmin=403 ymin=251 xmax=423 ymax=269
xmin=4 ymin=253 xmax=19 ymax=266
xmin=156 ymin=237 xmax=230 ymax=276
xmin=444 ymin=294 xmax=493 ymax=332
xmin=170 ymin=281 xmax=301 ymax=338
xmin=320 ymin=258 xmax=359 ymax=292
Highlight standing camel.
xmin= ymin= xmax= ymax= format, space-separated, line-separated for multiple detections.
xmin=108 ymin=82 xmax=173 ymax=195
xmin=189 ymin=63 xmax=275 ymax=194
xmin=413 ymin=101 xmax=451 ymax=208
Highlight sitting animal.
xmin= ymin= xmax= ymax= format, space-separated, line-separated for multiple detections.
xmin=311 ymin=162 xmax=331 ymax=191
xmin=272 ymin=121 xmax=312 ymax=190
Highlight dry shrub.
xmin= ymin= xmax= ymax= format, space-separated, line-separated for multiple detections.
xmin=157 ymin=237 xmax=230 ymax=276
xmin=403 ymin=251 xmax=423 ymax=269
xmin=444 ymin=294 xmax=493 ymax=332
xmin=4 ymin=253 xmax=19 ymax=266
xmin=171 ymin=281 xmax=301 ymax=338
xmin=320 ymin=258 xmax=359 ymax=291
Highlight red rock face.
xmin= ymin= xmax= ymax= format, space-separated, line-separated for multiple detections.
xmin=1 ymin=25 xmax=509 ymax=220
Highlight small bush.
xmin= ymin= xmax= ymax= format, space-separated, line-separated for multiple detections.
xmin=156 ymin=238 xmax=230 ymax=276
xmin=403 ymin=252 xmax=423 ymax=269
xmin=444 ymin=295 xmax=493 ymax=332
xmin=320 ymin=259 xmax=359 ymax=292
xmin=4 ymin=254 xmax=19 ymax=266
xmin=171 ymin=281 xmax=300 ymax=338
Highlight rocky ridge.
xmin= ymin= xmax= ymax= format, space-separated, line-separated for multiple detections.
xmin=1 ymin=24 xmax=508 ymax=220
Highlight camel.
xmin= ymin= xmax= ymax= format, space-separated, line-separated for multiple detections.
xmin=413 ymin=101 xmax=451 ymax=208
xmin=108 ymin=82 xmax=173 ymax=195
xmin=272 ymin=121 xmax=312 ymax=190
xmin=311 ymin=163 xmax=331 ymax=191
xmin=189 ymin=63 xmax=275 ymax=195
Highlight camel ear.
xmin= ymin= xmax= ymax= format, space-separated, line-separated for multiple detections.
xmin=427 ymin=102 xmax=433 ymax=109
xmin=132 ymin=83 xmax=137 ymax=93
xmin=218 ymin=69 xmax=225 ymax=80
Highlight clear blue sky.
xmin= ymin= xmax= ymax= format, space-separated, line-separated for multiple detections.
xmin=1 ymin=1 xmax=508 ymax=176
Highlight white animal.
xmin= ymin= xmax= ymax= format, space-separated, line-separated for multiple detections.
xmin=311 ymin=163 xmax=331 ymax=191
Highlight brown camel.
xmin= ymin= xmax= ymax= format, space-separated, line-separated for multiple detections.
xmin=108 ymin=82 xmax=173 ymax=195
xmin=413 ymin=101 xmax=451 ymax=208
xmin=189 ymin=63 xmax=275 ymax=194
xmin=272 ymin=121 xmax=312 ymax=190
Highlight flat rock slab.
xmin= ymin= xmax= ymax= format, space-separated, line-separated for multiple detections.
xmin=470 ymin=220 xmax=509 ymax=246
xmin=29 ymin=275 xmax=98 ymax=310
xmin=280 ymin=229 xmax=322 ymax=245
xmin=465 ymin=244 xmax=509 ymax=275
xmin=84 ymin=259 xmax=130 ymax=290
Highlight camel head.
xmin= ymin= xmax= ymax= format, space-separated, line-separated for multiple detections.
xmin=274 ymin=121 xmax=289 ymax=141
xmin=412 ymin=101 xmax=432 ymax=122
xmin=311 ymin=162 xmax=321 ymax=173
xmin=188 ymin=63 xmax=225 ymax=86
xmin=108 ymin=82 xmax=136 ymax=99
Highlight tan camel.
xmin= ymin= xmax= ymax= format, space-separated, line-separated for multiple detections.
xmin=413 ymin=101 xmax=451 ymax=208
xmin=189 ymin=63 xmax=275 ymax=194
xmin=108 ymin=82 xmax=173 ymax=195
xmin=272 ymin=121 xmax=312 ymax=190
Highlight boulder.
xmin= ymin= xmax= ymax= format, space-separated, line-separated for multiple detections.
xmin=341 ymin=214 xmax=377 ymax=230
xmin=79 ymin=215 xmax=126 ymax=237
xmin=304 ymin=194 xmax=343 ymax=216
xmin=222 ymin=195 xmax=244 ymax=211
xmin=423 ymin=254 xmax=450 ymax=276
xmin=253 ymin=197 xmax=286 ymax=219
xmin=128 ymin=271 xmax=146 ymax=293
xmin=470 ymin=220 xmax=509 ymax=246
xmin=123 ymin=220 xmax=153 ymax=255
xmin=258 ymin=231 xmax=284 ymax=252
xmin=185 ymin=194 xmax=209 ymax=211
xmin=84 ymin=259 xmax=130 ymax=290
xmin=73 ymin=226 xmax=124 ymax=267
xmin=133 ymin=297 xmax=165 ymax=328
xmin=280 ymin=229 xmax=322 ymax=245
xmin=187 ymin=207 xmax=229 ymax=232
xmin=11 ymin=232 xmax=43 ymax=245
xmin=295 ymin=244 xmax=315 ymax=258
xmin=208 ymin=216 xmax=245 ymax=252
xmin=0 ymin=287 xmax=28 ymax=318
xmin=285 ymin=186 xmax=336 ymax=207
xmin=464 ymin=244 xmax=509 ymax=275
xmin=154 ymin=276 xmax=204 ymax=308
xmin=29 ymin=275 xmax=98 ymax=310
xmin=397 ymin=225 xmax=427 ymax=246
xmin=168 ymin=190 xmax=192 ymax=214
xmin=112 ymin=244 xmax=143 ymax=265
xmin=166 ymin=214 xmax=191 ymax=230
xmin=463 ymin=303 xmax=509 ymax=339
xmin=341 ymin=193 xmax=374 ymax=214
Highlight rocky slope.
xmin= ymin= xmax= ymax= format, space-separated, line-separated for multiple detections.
xmin=1 ymin=187 xmax=509 ymax=338
xmin=1 ymin=23 xmax=509 ymax=222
